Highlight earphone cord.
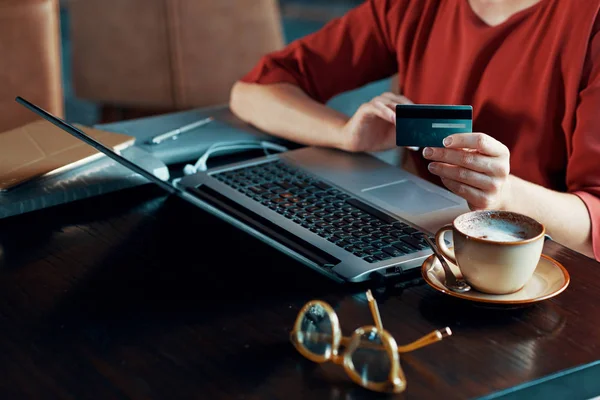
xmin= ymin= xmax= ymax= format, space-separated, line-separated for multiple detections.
xmin=183 ymin=140 xmax=289 ymax=175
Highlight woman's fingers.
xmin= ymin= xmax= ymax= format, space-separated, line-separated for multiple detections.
xmin=422 ymin=147 xmax=509 ymax=177
xmin=439 ymin=177 xmax=497 ymax=210
xmin=355 ymin=102 xmax=394 ymax=125
xmin=379 ymin=92 xmax=414 ymax=105
xmin=442 ymin=132 xmax=509 ymax=157
xmin=371 ymin=100 xmax=396 ymax=124
xmin=369 ymin=92 xmax=415 ymax=123
xmin=428 ymin=162 xmax=503 ymax=193
xmin=421 ymin=132 xmax=512 ymax=210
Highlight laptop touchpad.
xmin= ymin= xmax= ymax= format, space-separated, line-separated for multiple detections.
xmin=363 ymin=180 xmax=459 ymax=215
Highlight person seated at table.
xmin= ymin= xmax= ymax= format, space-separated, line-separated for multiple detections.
xmin=229 ymin=0 xmax=600 ymax=261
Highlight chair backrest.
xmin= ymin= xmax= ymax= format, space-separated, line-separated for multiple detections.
xmin=69 ymin=0 xmax=285 ymax=110
xmin=0 ymin=0 xmax=63 ymax=132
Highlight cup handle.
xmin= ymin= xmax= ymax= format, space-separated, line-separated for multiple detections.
xmin=435 ymin=224 xmax=457 ymax=265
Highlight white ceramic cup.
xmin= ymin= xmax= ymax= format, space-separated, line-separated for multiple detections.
xmin=434 ymin=210 xmax=546 ymax=295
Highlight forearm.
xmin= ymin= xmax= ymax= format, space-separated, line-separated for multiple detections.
xmin=230 ymin=81 xmax=349 ymax=149
xmin=503 ymin=175 xmax=594 ymax=258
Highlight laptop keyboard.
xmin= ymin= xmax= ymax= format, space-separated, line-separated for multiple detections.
xmin=211 ymin=160 xmax=429 ymax=263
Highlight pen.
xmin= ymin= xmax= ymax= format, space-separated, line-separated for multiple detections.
xmin=147 ymin=117 xmax=214 ymax=145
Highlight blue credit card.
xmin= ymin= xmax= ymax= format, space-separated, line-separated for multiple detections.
xmin=396 ymin=104 xmax=473 ymax=148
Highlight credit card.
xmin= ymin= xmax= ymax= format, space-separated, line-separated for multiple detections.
xmin=396 ymin=104 xmax=473 ymax=148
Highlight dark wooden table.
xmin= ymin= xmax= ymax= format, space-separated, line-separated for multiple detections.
xmin=0 ymin=184 xmax=598 ymax=399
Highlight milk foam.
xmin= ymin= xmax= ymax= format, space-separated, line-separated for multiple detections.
xmin=468 ymin=220 xmax=528 ymax=242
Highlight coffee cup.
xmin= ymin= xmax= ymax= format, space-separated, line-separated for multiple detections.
xmin=434 ymin=210 xmax=545 ymax=295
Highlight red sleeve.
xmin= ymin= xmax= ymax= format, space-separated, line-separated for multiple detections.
xmin=240 ymin=0 xmax=398 ymax=103
xmin=570 ymin=17 xmax=600 ymax=261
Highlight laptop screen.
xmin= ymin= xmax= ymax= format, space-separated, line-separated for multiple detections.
xmin=15 ymin=96 xmax=178 ymax=196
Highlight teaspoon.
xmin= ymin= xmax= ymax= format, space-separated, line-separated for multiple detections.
xmin=423 ymin=236 xmax=471 ymax=293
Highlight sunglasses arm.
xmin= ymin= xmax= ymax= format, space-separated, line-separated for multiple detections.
xmin=396 ymin=328 xmax=452 ymax=352
xmin=337 ymin=327 xmax=452 ymax=353
xmin=366 ymin=290 xmax=384 ymax=332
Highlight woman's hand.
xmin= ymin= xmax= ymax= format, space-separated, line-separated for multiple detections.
xmin=423 ymin=132 xmax=511 ymax=210
xmin=341 ymin=92 xmax=413 ymax=152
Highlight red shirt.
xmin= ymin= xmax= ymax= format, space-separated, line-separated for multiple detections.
xmin=241 ymin=0 xmax=600 ymax=260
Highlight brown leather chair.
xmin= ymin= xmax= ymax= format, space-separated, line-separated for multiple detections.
xmin=68 ymin=0 xmax=284 ymax=122
xmin=0 ymin=0 xmax=64 ymax=132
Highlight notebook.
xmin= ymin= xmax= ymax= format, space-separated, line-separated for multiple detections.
xmin=0 ymin=119 xmax=135 ymax=191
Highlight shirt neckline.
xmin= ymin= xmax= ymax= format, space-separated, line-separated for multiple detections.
xmin=463 ymin=0 xmax=548 ymax=29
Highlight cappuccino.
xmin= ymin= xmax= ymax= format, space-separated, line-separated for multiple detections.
xmin=469 ymin=220 xmax=528 ymax=242
xmin=457 ymin=210 xmax=541 ymax=243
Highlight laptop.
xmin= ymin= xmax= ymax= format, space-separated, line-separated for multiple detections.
xmin=16 ymin=97 xmax=469 ymax=283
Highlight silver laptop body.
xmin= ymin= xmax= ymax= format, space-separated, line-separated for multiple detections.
xmin=177 ymin=146 xmax=469 ymax=282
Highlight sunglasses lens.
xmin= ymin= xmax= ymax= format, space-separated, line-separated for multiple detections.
xmin=349 ymin=329 xmax=391 ymax=384
xmin=297 ymin=303 xmax=334 ymax=358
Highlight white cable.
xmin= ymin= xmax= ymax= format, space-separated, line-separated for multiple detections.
xmin=183 ymin=140 xmax=288 ymax=175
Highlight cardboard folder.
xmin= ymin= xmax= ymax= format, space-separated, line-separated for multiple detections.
xmin=0 ymin=119 xmax=135 ymax=191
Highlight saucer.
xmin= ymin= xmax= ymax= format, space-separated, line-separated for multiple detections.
xmin=421 ymin=254 xmax=570 ymax=306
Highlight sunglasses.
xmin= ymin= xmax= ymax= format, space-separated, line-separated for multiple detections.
xmin=290 ymin=290 xmax=451 ymax=393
